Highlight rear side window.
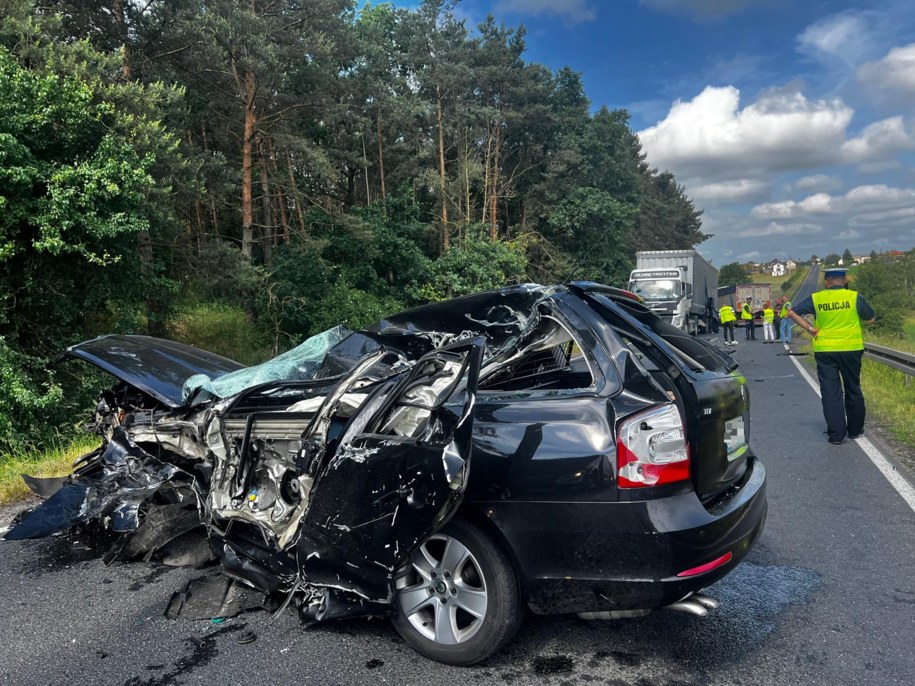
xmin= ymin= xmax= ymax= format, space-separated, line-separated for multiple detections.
xmin=592 ymin=295 xmax=732 ymax=372
xmin=479 ymin=316 xmax=594 ymax=392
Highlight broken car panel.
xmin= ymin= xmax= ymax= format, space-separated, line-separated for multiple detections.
xmin=5 ymin=283 xmax=767 ymax=665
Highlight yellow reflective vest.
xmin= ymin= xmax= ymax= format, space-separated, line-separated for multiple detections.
xmin=780 ymin=301 xmax=791 ymax=318
xmin=763 ymin=307 xmax=774 ymax=323
xmin=811 ymin=288 xmax=864 ymax=352
xmin=741 ymin=304 xmax=753 ymax=320
xmin=719 ymin=305 xmax=736 ymax=323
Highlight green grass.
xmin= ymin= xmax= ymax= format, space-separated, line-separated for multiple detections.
xmin=750 ymin=272 xmax=791 ymax=289
xmin=903 ymin=316 xmax=915 ymax=345
xmin=0 ymin=435 xmax=98 ymax=504
xmin=167 ymin=302 xmax=275 ymax=366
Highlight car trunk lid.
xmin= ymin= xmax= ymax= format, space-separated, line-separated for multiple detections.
xmin=572 ymin=284 xmax=749 ymax=502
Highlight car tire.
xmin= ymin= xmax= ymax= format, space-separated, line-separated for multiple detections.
xmin=392 ymin=518 xmax=523 ymax=666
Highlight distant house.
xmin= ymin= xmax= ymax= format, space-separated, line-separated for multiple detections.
xmin=889 ymin=250 xmax=906 ymax=261
xmin=854 ymin=255 xmax=870 ymax=265
xmin=786 ymin=259 xmax=797 ymax=270
xmin=771 ymin=261 xmax=786 ymax=276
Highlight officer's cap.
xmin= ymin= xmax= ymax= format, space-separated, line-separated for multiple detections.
xmin=824 ymin=267 xmax=849 ymax=278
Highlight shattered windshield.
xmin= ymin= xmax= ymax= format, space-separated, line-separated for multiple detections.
xmin=631 ymin=279 xmax=680 ymax=302
xmin=182 ymin=325 xmax=351 ymax=404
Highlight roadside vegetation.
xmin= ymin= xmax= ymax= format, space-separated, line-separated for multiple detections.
xmin=0 ymin=436 xmax=99 ymax=504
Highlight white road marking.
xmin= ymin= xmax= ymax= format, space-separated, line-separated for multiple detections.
xmin=785 ymin=342 xmax=915 ymax=513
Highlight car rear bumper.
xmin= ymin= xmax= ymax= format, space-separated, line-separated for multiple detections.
xmin=471 ymin=457 xmax=767 ymax=615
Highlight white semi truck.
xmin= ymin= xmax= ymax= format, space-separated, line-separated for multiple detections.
xmin=628 ymin=250 xmax=718 ymax=334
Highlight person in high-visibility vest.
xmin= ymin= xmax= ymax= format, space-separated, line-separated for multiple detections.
xmin=719 ymin=303 xmax=737 ymax=346
xmin=762 ymin=301 xmax=775 ymax=343
xmin=740 ymin=301 xmax=755 ymax=340
xmin=786 ymin=268 xmax=876 ymax=445
xmin=779 ymin=298 xmax=793 ymax=343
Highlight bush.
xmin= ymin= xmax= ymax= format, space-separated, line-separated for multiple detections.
xmin=0 ymin=337 xmax=63 ymax=453
xmin=415 ymin=227 xmax=528 ymax=301
xmin=167 ymin=303 xmax=273 ymax=365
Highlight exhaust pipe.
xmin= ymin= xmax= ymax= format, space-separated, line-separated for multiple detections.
xmin=666 ymin=593 xmax=718 ymax=617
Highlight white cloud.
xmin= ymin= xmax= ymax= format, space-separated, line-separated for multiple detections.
xmin=493 ymin=0 xmax=597 ymax=25
xmin=738 ymin=222 xmax=823 ymax=238
xmin=637 ymin=85 xmax=853 ymax=180
xmin=837 ymin=229 xmax=861 ymax=240
xmin=797 ymin=11 xmax=882 ymax=67
xmin=857 ymin=43 xmax=915 ymax=102
xmin=795 ymin=174 xmax=842 ymax=192
xmin=751 ymin=185 xmax=915 ymax=220
xmin=639 ymin=0 xmax=762 ymax=21
xmin=638 ymin=87 xmax=915 ymax=187
xmin=852 ymin=206 xmax=915 ymax=227
xmin=689 ymin=179 xmax=770 ymax=203
xmin=841 ymin=117 xmax=915 ymax=162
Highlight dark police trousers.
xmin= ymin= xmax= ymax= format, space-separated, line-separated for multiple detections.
xmin=814 ymin=350 xmax=865 ymax=442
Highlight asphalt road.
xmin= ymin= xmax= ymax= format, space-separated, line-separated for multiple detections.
xmin=2 ymin=281 xmax=914 ymax=685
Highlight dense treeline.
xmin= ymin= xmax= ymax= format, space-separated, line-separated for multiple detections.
xmin=0 ymin=0 xmax=705 ymax=452
xmin=855 ymin=252 xmax=915 ymax=335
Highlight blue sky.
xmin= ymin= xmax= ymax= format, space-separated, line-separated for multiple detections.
xmin=389 ymin=0 xmax=915 ymax=265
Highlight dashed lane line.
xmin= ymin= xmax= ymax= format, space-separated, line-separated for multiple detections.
xmin=785 ymin=343 xmax=915 ymax=514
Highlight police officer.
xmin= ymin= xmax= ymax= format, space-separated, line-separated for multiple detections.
xmin=786 ymin=268 xmax=875 ymax=445
xmin=741 ymin=301 xmax=755 ymax=340
xmin=719 ymin=303 xmax=737 ymax=345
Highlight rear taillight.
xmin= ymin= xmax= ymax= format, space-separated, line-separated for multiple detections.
xmin=616 ymin=404 xmax=690 ymax=488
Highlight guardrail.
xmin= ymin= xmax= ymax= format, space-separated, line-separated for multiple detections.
xmin=864 ymin=343 xmax=915 ymax=383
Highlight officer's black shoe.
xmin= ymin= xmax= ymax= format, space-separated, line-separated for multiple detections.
xmin=848 ymin=429 xmax=864 ymax=439
xmin=828 ymin=438 xmax=845 ymax=445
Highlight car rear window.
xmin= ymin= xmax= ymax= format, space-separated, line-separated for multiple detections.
xmin=591 ymin=294 xmax=734 ymax=373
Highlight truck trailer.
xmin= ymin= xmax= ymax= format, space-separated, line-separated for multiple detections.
xmin=717 ymin=283 xmax=772 ymax=324
xmin=628 ymin=250 xmax=718 ymax=334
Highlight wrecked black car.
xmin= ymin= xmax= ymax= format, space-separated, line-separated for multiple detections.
xmin=5 ymin=282 xmax=767 ymax=665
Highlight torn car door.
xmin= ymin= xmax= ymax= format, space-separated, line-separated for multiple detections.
xmin=295 ymin=338 xmax=484 ymax=602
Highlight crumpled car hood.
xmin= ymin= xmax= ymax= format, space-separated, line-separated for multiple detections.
xmin=61 ymin=335 xmax=246 ymax=407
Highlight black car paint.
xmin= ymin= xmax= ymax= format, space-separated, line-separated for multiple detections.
xmin=7 ymin=283 xmax=767 ymax=623
xmin=62 ymin=334 xmax=245 ymax=407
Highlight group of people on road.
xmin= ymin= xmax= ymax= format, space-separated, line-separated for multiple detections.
xmin=718 ymin=296 xmax=795 ymax=346
xmin=717 ymin=268 xmax=876 ymax=446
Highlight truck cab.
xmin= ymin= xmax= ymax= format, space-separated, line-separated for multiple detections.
xmin=628 ymin=268 xmax=691 ymax=322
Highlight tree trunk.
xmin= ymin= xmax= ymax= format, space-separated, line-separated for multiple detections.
xmin=286 ymin=153 xmax=305 ymax=233
xmin=482 ymin=121 xmax=493 ymax=226
xmin=266 ymin=137 xmax=290 ymax=241
xmin=258 ymin=142 xmax=273 ymax=267
xmin=241 ymin=68 xmax=256 ymax=261
xmin=463 ymin=127 xmax=472 ymax=230
xmin=112 ymin=0 xmax=131 ymax=80
xmin=489 ymin=121 xmax=501 ymax=242
xmin=361 ymin=131 xmax=371 ymax=204
xmin=376 ymin=106 xmax=386 ymax=205
xmin=436 ymin=84 xmax=449 ymax=252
